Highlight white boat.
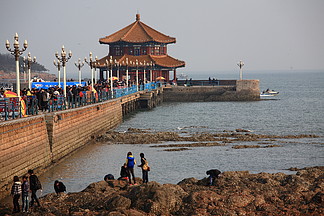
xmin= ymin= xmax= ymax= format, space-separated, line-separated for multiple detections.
xmin=260 ymin=89 xmax=279 ymax=97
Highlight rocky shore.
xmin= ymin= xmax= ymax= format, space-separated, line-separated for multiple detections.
xmin=1 ymin=166 xmax=323 ymax=215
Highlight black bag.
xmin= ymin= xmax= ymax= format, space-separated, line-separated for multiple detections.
xmin=35 ymin=176 xmax=42 ymax=190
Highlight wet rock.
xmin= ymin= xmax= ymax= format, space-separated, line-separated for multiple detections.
xmin=235 ymin=128 xmax=252 ymax=132
xmin=163 ymin=147 xmax=191 ymax=151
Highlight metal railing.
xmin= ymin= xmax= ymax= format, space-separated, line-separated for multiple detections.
xmin=0 ymin=82 xmax=161 ymax=121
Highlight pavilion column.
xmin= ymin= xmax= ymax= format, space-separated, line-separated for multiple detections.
xmin=100 ymin=68 xmax=104 ymax=81
xmin=173 ymin=68 xmax=177 ymax=81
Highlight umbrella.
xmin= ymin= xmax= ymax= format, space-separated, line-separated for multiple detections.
xmin=156 ymin=76 xmax=165 ymax=81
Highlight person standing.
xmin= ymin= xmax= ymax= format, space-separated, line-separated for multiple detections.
xmin=28 ymin=169 xmax=41 ymax=207
xmin=138 ymin=153 xmax=149 ymax=183
xmin=11 ymin=176 xmax=22 ymax=213
xmin=126 ymin=152 xmax=136 ymax=185
xmin=21 ymin=175 xmax=29 ymax=212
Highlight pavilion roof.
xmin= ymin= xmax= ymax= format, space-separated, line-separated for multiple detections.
xmin=96 ymin=54 xmax=185 ymax=69
xmin=99 ymin=14 xmax=176 ymax=44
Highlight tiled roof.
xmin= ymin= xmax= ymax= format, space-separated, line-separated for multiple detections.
xmin=99 ymin=14 xmax=176 ymax=44
xmin=97 ymin=54 xmax=185 ymax=69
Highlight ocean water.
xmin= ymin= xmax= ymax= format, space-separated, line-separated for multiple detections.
xmin=33 ymin=71 xmax=324 ymax=195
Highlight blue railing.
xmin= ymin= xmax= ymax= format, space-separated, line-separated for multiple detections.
xmin=0 ymin=82 xmax=161 ymax=121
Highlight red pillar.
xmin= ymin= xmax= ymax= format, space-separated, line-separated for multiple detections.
xmin=173 ymin=69 xmax=177 ymax=81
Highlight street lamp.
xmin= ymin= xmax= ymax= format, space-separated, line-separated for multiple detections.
xmin=125 ymin=58 xmax=129 ymax=86
xmin=114 ymin=59 xmax=120 ymax=80
xmin=143 ymin=60 xmax=147 ymax=83
xmin=24 ymin=52 xmax=36 ymax=90
xmin=5 ymin=33 xmax=28 ymax=97
xmin=85 ymin=52 xmax=95 ymax=90
xmin=136 ymin=59 xmax=139 ymax=91
xmin=53 ymin=59 xmax=61 ymax=88
xmin=237 ymin=60 xmax=244 ymax=80
xmin=75 ymin=58 xmax=84 ymax=86
xmin=149 ymin=61 xmax=155 ymax=82
xmin=55 ymin=45 xmax=72 ymax=97
xmin=109 ymin=56 xmax=113 ymax=96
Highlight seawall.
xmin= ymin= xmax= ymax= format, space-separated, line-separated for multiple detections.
xmin=163 ymin=80 xmax=260 ymax=101
xmin=0 ymin=91 xmax=145 ymax=199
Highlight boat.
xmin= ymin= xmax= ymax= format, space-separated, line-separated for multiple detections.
xmin=260 ymin=89 xmax=279 ymax=97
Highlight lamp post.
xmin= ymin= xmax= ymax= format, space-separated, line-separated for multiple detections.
xmin=85 ymin=52 xmax=95 ymax=90
xmin=75 ymin=58 xmax=84 ymax=86
xmin=94 ymin=56 xmax=98 ymax=84
xmin=55 ymin=45 xmax=72 ymax=97
xmin=24 ymin=52 xmax=36 ymax=90
xmin=114 ymin=59 xmax=120 ymax=80
xmin=237 ymin=60 xmax=244 ymax=80
xmin=22 ymin=60 xmax=27 ymax=82
xmin=125 ymin=58 xmax=129 ymax=86
xmin=53 ymin=59 xmax=61 ymax=88
xmin=136 ymin=59 xmax=139 ymax=91
xmin=109 ymin=56 xmax=113 ymax=96
xmin=105 ymin=59 xmax=109 ymax=81
xmin=5 ymin=33 xmax=28 ymax=97
xmin=149 ymin=61 xmax=154 ymax=82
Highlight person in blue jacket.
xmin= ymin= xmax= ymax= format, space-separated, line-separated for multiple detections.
xmin=126 ymin=152 xmax=137 ymax=185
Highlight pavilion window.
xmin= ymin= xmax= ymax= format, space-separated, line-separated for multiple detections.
xmin=134 ymin=47 xmax=140 ymax=56
xmin=115 ymin=46 xmax=121 ymax=56
xmin=142 ymin=48 xmax=147 ymax=55
xmin=155 ymin=46 xmax=160 ymax=55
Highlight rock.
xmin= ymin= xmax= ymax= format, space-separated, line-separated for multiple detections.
xmin=128 ymin=182 xmax=188 ymax=215
xmin=105 ymin=195 xmax=131 ymax=210
xmin=2 ymin=166 xmax=323 ymax=215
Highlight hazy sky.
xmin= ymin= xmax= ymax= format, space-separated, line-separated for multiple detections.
xmin=1 ymin=0 xmax=323 ymax=78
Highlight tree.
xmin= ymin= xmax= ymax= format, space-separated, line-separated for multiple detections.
xmin=0 ymin=53 xmax=48 ymax=72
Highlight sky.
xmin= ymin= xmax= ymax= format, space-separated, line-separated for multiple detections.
xmin=0 ymin=0 xmax=323 ymax=79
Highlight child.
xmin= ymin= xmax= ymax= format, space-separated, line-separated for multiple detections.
xmin=21 ymin=175 xmax=29 ymax=212
xmin=11 ymin=176 xmax=22 ymax=213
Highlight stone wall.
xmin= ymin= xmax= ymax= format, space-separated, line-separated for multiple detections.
xmin=0 ymin=116 xmax=51 ymax=198
xmin=163 ymin=80 xmax=260 ymax=102
xmin=45 ymin=99 xmax=122 ymax=163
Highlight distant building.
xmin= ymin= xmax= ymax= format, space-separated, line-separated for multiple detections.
xmin=97 ymin=14 xmax=185 ymax=82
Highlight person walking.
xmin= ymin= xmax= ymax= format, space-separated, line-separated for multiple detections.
xmin=138 ymin=153 xmax=149 ymax=183
xmin=28 ymin=169 xmax=41 ymax=207
xmin=126 ymin=152 xmax=136 ymax=185
xmin=11 ymin=176 xmax=22 ymax=213
xmin=21 ymin=175 xmax=29 ymax=212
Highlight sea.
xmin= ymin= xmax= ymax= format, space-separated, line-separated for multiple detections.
xmin=26 ymin=70 xmax=324 ymax=196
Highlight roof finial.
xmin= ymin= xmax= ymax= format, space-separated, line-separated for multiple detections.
xmin=136 ymin=13 xmax=140 ymax=21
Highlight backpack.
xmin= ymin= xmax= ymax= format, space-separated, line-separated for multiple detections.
xmin=142 ymin=158 xmax=150 ymax=171
xmin=35 ymin=176 xmax=42 ymax=190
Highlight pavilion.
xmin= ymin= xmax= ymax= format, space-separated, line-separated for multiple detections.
xmin=96 ymin=14 xmax=185 ymax=83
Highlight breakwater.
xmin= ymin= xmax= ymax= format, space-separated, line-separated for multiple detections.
xmin=164 ymin=80 xmax=260 ymax=101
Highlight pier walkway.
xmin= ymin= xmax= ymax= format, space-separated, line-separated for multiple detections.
xmin=0 ymin=82 xmax=161 ymax=122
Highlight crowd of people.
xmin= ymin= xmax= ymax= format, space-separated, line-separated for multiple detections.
xmin=0 ymin=78 xmax=154 ymax=115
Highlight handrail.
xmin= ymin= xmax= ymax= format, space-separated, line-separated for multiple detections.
xmin=0 ymin=82 xmax=161 ymax=121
